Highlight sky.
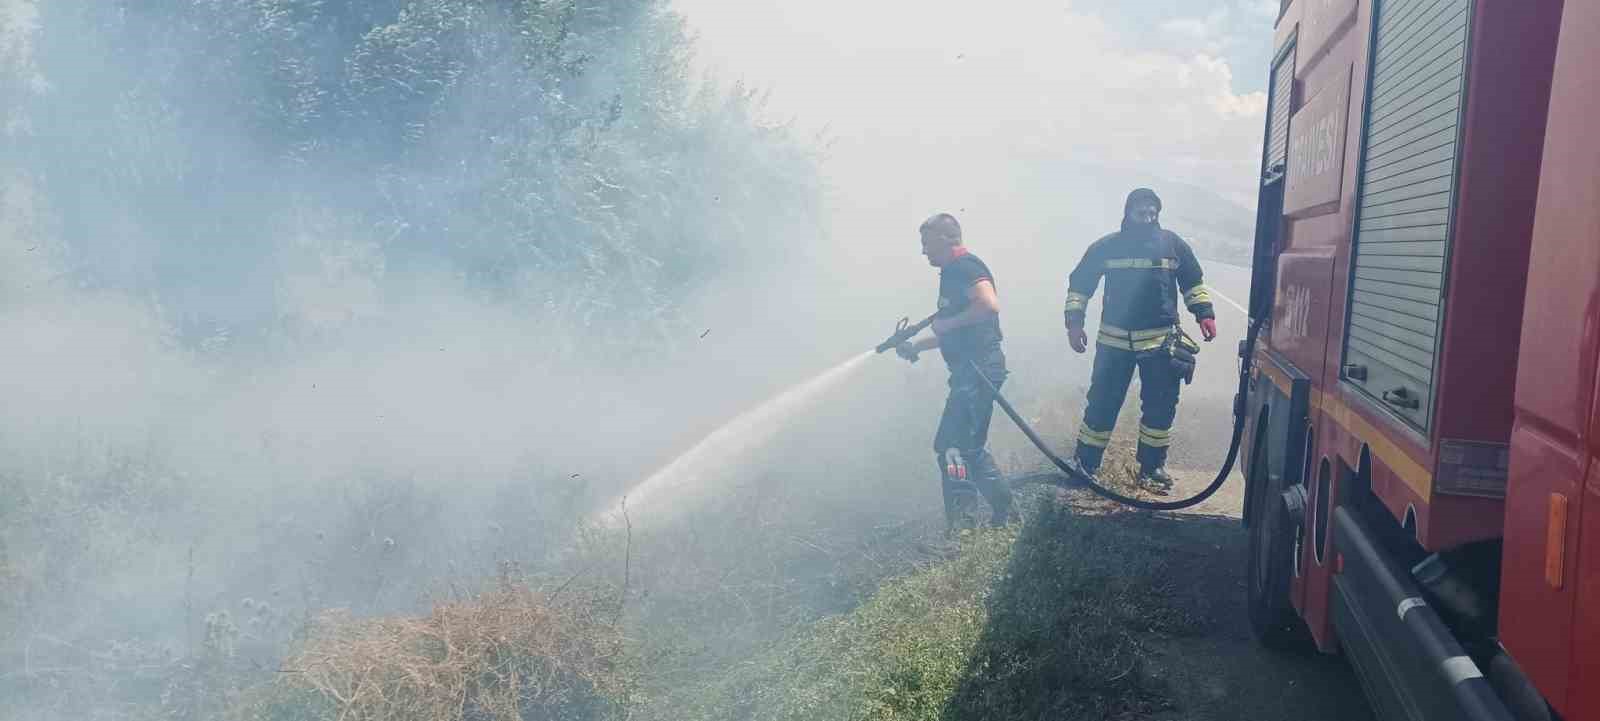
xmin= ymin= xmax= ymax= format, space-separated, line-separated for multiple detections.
xmin=671 ymin=0 xmax=1281 ymax=211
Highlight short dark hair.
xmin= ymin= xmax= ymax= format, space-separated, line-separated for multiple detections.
xmin=919 ymin=213 xmax=962 ymax=245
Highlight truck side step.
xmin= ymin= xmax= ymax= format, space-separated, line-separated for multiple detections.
xmin=1331 ymin=507 xmax=1516 ymax=721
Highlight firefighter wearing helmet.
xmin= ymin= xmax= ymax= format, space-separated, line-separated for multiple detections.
xmin=1062 ymin=188 xmax=1218 ymax=493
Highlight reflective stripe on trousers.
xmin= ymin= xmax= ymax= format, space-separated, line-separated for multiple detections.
xmin=1073 ymin=343 xmax=1183 ymax=473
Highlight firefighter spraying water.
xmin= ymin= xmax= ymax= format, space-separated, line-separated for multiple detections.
xmin=886 ymin=213 xmax=1013 ymax=532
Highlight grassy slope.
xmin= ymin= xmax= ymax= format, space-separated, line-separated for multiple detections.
xmin=663 ymin=492 xmax=1226 ymax=721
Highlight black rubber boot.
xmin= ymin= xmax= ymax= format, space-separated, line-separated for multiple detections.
xmin=1135 ymin=441 xmax=1172 ymax=477
xmin=1072 ymin=442 xmax=1107 ymax=477
xmin=1138 ymin=466 xmax=1176 ymax=496
xmin=965 ymin=448 xmax=1012 ymax=526
xmin=1063 ymin=455 xmax=1099 ymax=483
xmin=939 ymin=451 xmax=982 ymax=533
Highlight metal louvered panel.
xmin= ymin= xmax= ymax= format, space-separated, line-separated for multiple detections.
xmin=1343 ymin=0 xmax=1471 ymax=430
xmin=1264 ymin=42 xmax=1296 ymax=176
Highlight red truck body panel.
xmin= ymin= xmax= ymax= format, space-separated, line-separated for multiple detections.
xmin=1254 ymin=0 xmax=1561 ymax=650
xmin=1502 ymin=1 xmax=1600 ymax=716
xmin=1427 ymin=0 xmax=1563 ymax=548
xmin=1248 ymin=0 xmax=1574 ymax=708
xmin=1272 ymin=0 xmax=1369 ymax=647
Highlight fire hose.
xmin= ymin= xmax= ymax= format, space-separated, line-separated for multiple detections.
xmin=877 ymin=313 xmax=1265 ymax=512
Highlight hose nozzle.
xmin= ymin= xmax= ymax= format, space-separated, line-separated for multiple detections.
xmin=876 ymin=314 xmax=936 ymax=354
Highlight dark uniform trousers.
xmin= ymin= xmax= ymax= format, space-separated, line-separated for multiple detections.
xmin=1073 ymin=337 xmax=1182 ymax=474
xmin=934 ymin=349 xmax=1012 ymax=527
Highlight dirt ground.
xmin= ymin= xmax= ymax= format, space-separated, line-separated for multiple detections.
xmin=1133 ymin=511 xmax=1375 ymax=721
xmin=989 ymin=459 xmax=1375 ymax=720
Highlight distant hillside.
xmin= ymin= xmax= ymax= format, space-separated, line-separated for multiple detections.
xmin=1007 ymin=155 xmax=1258 ymax=267
xmin=1134 ymin=177 xmax=1256 ymax=268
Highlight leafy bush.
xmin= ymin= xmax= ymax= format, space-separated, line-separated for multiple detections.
xmin=0 ymin=2 xmax=824 ymax=718
xmin=10 ymin=0 xmax=822 ymax=354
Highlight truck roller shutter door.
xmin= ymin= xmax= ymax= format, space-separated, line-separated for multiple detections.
xmin=1265 ymin=41 xmax=1297 ymax=179
xmin=1343 ymin=0 xmax=1472 ymax=431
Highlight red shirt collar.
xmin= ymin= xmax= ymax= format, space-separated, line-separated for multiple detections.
xmin=950 ymin=245 xmax=970 ymax=259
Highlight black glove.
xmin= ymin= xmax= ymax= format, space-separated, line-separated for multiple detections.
xmin=1162 ymin=328 xmax=1200 ymax=385
xmin=896 ymin=341 xmax=920 ymax=363
xmin=1170 ymin=345 xmax=1196 ymax=385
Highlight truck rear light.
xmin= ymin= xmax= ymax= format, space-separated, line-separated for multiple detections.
xmin=1546 ymin=493 xmax=1567 ymax=589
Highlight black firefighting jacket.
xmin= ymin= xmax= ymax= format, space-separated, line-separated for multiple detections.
xmin=1064 ymin=222 xmax=1215 ymax=351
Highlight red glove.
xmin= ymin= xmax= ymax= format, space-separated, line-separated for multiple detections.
xmin=1199 ymin=317 xmax=1218 ymax=341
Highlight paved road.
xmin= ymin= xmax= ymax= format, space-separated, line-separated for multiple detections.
xmin=1167 ymin=261 xmax=1254 ymax=518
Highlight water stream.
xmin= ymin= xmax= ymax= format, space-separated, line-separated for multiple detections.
xmin=592 ymin=350 xmax=876 ymax=526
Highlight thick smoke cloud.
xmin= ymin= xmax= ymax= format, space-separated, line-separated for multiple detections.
xmin=0 ymin=1 xmax=1269 ymax=718
xmin=0 ymin=3 xmax=839 ymax=710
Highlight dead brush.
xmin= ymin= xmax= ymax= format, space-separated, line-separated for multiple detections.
xmin=275 ymin=577 xmax=630 ymax=721
xmin=999 ymin=388 xmax=1155 ymax=511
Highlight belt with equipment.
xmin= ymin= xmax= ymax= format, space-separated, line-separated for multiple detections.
xmin=1096 ymin=323 xmax=1171 ymax=352
xmin=1095 ymin=324 xmax=1201 ymax=385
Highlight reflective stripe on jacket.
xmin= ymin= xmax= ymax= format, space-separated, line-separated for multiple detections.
xmin=1095 ymin=323 xmax=1171 ymax=352
xmin=1063 ymin=224 xmax=1216 ymax=332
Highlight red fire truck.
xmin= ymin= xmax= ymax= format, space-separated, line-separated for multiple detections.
xmin=1239 ymin=1 xmax=1596 ymax=719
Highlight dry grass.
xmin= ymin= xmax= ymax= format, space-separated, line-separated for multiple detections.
xmin=662 ymin=499 xmax=1214 ymax=721
xmin=995 ymin=378 xmax=1170 ymax=508
xmin=264 ymin=573 xmax=630 ymax=721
